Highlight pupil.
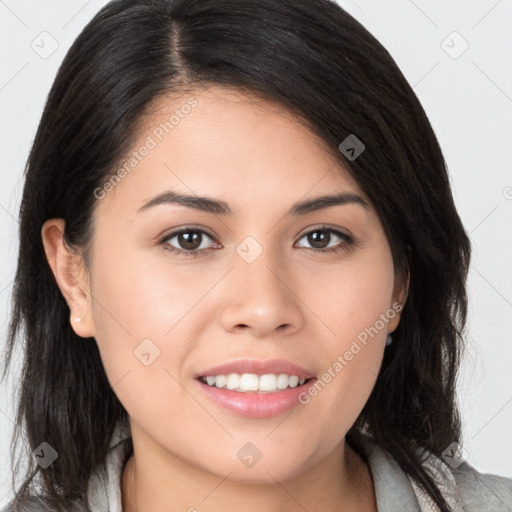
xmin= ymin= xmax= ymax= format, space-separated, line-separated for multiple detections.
xmin=179 ymin=231 xmax=200 ymax=250
xmin=309 ymin=230 xmax=329 ymax=249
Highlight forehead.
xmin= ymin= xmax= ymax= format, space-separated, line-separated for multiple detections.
xmin=95 ymin=86 xmax=367 ymax=219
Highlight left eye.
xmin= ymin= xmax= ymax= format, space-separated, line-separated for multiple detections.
xmin=295 ymin=227 xmax=352 ymax=252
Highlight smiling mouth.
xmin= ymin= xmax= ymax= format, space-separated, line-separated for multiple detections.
xmin=197 ymin=373 xmax=315 ymax=394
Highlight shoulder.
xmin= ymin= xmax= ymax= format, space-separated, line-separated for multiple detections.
xmin=449 ymin=460 xmax=512 ymax=511
xmin=416 ymin=444 xmax=512 ymax=512
xmin=353 ymin=433 xmax=512 ymax=512
xmin=2 ymin=424 xmax=132 ymax=512
xmin=414 ymin=445 xmax=512 ymax=512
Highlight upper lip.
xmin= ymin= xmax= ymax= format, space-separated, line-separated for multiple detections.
xmin=196 ymin=358 xmax=316 ymax=379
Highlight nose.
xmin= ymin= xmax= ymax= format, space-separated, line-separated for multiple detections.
xmin=219 ymin=240 xmax=304 ymax=338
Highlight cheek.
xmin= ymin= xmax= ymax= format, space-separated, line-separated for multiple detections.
xmin=90 ymin=243 xmax=202 ymax=341
xmin=88 ymin=247 xmax=199 ymax=426
xmin=303 ymin=246 xmax=395 ymax=351
xmin=87 ymin=243 xmax=182 ymax=383
xmin=297 ymin=247 xmax=394 ymax=432
xmin=88 ymin=242 xmax=225 ymax=395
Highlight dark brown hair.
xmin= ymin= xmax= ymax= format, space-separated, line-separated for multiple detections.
xmin=2 ymin=1 xmax=471 ymax=510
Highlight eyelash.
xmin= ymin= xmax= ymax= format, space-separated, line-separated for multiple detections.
xmin=159 ymin=225 xmax=354 ymax=258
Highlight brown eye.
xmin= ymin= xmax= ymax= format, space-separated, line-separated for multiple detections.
xmin=295 ymin=227 xmax=353 ymax=253
xmin=306 ymin=230 xmax=331 ymax=249
xmin=175 ymin=230 xmax=203 ymax=250
xmin=160 ymin=228 xmax=217 ymax=257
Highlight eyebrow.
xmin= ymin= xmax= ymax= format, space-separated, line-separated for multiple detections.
xmin=137 ymin=190 xmax=370 ymax=216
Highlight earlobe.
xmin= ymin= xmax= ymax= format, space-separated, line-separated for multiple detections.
xmin=41 ymin=219 xmax=95 ymax=338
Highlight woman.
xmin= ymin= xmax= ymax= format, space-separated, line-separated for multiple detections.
xmin=2 ymin=0 xmax=511 ymax=511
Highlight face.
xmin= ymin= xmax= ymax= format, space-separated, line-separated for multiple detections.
xmin=46 ymin=86 xmax=407 ymax=484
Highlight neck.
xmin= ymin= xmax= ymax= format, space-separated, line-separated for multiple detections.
xmin=121 ymin=426 xmax=377 ymax=512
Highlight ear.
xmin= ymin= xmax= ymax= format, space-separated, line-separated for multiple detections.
xmin=387 ymin=267 xmax=410 ymax=333
xmin=41 ymin=218 xmax=95 ymax=338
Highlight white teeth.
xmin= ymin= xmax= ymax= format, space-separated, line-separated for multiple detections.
xmin=215 ymin=375 xmax=227 ymax=388
xmin=239 ymin=373 xmax=259 ymax=391
xmin=259 ymin=374 xmax=277 ymax=391
xmin=226 ymin=373 xmax=240 ymax=390
xmin=288 ymin=375 xmax=299 ymax=388
xmin=276 ymin=373 xmax=289 ymax=389
xmin=201 ymin=373 xmax=309 ymax=393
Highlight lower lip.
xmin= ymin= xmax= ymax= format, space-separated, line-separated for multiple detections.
xmin=194 ymin=378 xmax=318 ymax=418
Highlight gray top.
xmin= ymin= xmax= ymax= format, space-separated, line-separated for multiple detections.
xmin=3 ymin=423 xmax=512 ymax=511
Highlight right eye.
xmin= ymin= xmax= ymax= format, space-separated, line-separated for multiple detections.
xmin=159 ymin=228 xmax=220 ymax=257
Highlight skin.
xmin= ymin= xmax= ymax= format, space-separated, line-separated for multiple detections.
xmin=42 ymin=86 xmax=408 ymax=512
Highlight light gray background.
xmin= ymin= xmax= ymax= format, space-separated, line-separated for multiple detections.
xmin=1 ymin=0 xmax=511 ymax=505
